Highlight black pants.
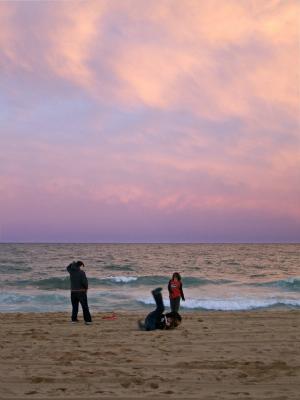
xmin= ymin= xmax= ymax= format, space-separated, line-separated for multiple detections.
xmin=170 ymin=297 xmax=180 ymax=313
xmin=71 ymin=291 xmax=92 ymax=322
xmin=144 ymin=290 xmax=165 ymax=331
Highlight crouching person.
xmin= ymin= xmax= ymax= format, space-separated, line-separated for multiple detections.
xmin=138 ymin=287 xmax=182 ymax=331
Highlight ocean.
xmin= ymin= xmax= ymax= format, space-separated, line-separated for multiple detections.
xmin=0 ymin=243 xmax=299 ymax=313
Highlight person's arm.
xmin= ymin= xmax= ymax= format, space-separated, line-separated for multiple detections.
xmin=168 ymin=280 xmax=172 ymax=294
xmin=180 ymin=282 xmax=185 ymax=301
xmin=81 ymin=270 xmax=88 ymax=290
xmin=66 ymin=262 xmax=73 ymax=273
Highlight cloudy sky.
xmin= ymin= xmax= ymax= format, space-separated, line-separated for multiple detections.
xmin=0 ymin=0 xmax=299 ymax=242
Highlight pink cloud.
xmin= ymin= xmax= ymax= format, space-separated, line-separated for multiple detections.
xmin=1 ymin=0 xmax=299 ymax=241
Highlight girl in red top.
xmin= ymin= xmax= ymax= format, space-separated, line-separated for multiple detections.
xmin=168 ymin=272 xmax=185 ymax=313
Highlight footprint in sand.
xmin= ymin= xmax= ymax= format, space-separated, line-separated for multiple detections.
xmin=230 ymin=392 xmax=250 ymax=396
xmin=120 ymin=381 xmax=131 ymax=388
xmin=31 ymin=377 xmax=55 ymax=384
xmin=132 ymin=377 xmax=143 ymax=385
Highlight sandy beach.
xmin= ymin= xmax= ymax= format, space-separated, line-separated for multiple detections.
xmin=0 ymin=310 xmax=299 ymax=399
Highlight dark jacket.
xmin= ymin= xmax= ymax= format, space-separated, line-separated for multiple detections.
xmin=67 ymin=262 xmax=88 ymax=291
xmin=152 ymin=311 xmax=182 ymax=330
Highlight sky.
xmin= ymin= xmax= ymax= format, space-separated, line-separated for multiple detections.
xmin=0 ymin=0 xmax=299 ymax=243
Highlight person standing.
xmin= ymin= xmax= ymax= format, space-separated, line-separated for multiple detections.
xmin=66 ymin=260 xmax=92 ymax=325
xmin=168 ymin=272 xmax=185 ymax=313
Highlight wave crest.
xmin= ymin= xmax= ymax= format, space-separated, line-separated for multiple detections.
xmin=253 ymin=278 xmax=300 ymax=292
xmin=138 ymin=297 xmax=300 ymax=311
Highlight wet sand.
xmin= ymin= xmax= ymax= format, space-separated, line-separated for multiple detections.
xmin=0 ymin=310 xmax=299 ymax=399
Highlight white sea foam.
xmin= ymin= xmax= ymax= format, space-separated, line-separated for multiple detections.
xmin=181 ymin=298 xmax=300 ymax=310
xmin=137 ymin=296 xmax=300 ymax=311
xmin=137 ymin=296 xmax=156 ymax=305
xmin=0 ymin=292 xmax=69 ymax=312
xmin=1 ymin=243 xmax=299 ymax=312
xmin=104 ymin=276 xmax=138 ymax=283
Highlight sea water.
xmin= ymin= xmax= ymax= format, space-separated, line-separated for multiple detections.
xmin=0 ymin=243 xmax=299 ymax=312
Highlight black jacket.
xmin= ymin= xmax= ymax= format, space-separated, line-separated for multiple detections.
xmin=67 ymin=262 xmax=88 ymax=291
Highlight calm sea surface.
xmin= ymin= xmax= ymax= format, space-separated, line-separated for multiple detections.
xmin=0 ymin=243 xmax=299 ymax=312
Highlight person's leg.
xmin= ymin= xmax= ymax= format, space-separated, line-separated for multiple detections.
xmin=170 ymin=298 xmax=174 ymax=312
xmin=170 ymin=297 xmax=180 ymax=313
xmin=71 ymin=292 xmax=79 ymax=322
xmin=79 ymin=292 xmax=92 ymax=323
xmin=152 ymin=287 xmax=164 ymax=314
xmin=144 ymin=288 xmax=164 ymax=331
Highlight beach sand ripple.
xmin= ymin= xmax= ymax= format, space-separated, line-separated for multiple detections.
xmin=0 ymin=311 xmax=299 ymax=399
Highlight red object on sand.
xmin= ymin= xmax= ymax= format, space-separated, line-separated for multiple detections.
xmin=102 ymin=313 xmax=117 ymax=320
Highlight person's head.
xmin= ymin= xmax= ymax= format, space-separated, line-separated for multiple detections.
xmin=172 ymin=272 xmax=181 ymax=281
xmin=165 ymin=312 xmax=182 ymax=329
xmin=76 ymin=260 xmax=84 ymax=269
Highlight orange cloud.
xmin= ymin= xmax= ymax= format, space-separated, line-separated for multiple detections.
xmin=1 ymin=0 xmax=299 ymax=234
xmin=0 ymin=2 xmax=18 ymax=67
xmin=112 ymin=0 xmax=299 ymax=119
xmin=1 ymin=1 xmax=298 ymax=117
xmin=45 ymin=1 xmax=106 ymax=90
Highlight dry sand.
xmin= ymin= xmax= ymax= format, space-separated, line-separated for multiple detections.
xmin=0 ymin=310 xmax=299 ymax=399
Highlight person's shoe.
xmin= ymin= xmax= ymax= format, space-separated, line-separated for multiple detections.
xmin=85 ymin=321 xmax=93 ymax=325
xmin=152 ymin=287 xmax=163 ymax=296
xmin=138 ymin=319 xmax=145 ymax=331
xmin=71 ymin=320 xmax=79 ymax=324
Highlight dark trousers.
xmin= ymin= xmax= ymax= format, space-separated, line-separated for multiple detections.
xmin=170 ymin=297 xmax=180 ymax=313
xmin=71 ymin=291 xmax=92 ymax=322
xmin=144 ymin=290 xmax=165 ymax=331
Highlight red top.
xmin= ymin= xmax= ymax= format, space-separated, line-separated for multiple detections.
xmin=168 ymin=279 xmax=183 ymax=299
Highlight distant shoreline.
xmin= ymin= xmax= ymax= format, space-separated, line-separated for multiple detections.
xmin=1 ymin=307 xmax=299 ymax=315
xmin=1 ymin=242 xmax=299 ymax=245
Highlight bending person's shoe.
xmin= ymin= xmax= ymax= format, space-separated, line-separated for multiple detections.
xmin=151 ymin=287 xmax=163 ymax=296
xmin=138 ymin=319 xmax=146 ymax=330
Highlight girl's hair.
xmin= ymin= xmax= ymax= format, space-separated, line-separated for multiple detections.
xmin=166 ymin=312 xmax=182 ymax=329
xmin=172 ymin=272 xmax=181 ymax=281
xmin=76 ymin=260 xmax=84 ymax=268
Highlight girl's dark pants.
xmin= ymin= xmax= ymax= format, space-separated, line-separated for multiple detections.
xmin=144 ymin=290 xmax=165 ymax=331
xmin=170 ymin=297 xmax=180 ymax=313
xmin=71 ymin=291 xmax=92 ymax=322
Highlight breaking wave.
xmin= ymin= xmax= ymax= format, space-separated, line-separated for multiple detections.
xmin=138 ymin=297 xmax=300 ymax=311
xmin=3 ymin=275 xmax=234 ymax=290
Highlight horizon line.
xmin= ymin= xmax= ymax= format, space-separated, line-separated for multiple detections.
xmin=0 ymin=241 xmax=299 ymax=245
